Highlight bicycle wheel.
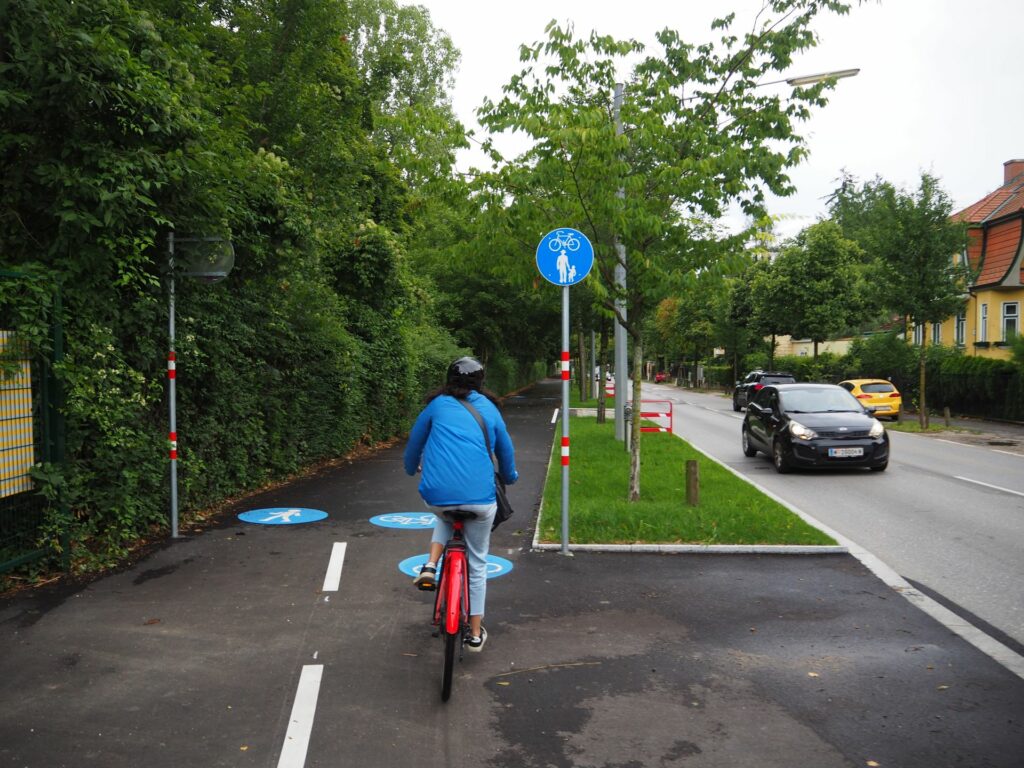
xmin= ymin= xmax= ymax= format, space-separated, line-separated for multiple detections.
xmin=440 ymin=628 xmax=457 ymax=701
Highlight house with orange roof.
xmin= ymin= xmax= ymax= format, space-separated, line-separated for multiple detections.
xmin=927 ymin=159 xmax=1024 ymax=359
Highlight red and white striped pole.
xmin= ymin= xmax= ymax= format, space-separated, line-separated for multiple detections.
xmin=560 ymin=286 xmax=570 ymax=554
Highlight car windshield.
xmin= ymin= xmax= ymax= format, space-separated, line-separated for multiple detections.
xmin=860 ymin=383 xmax=895 ymax=393
xmin=780 ymin=388 xmax=862 ymax=413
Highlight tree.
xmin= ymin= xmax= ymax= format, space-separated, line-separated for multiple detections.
xmin=830 ymin=172 xmax=970 ymax=427
xmin=747 ymin=258 xmax=790 ymax=369
xmin=771 ymin=221 xmax=867 ymax=359
xmin=477 ymin=1 xmax=855 ymax=500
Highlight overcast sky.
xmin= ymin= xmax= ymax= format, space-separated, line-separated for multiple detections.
xmin=411 ymin=0 xmax=1024 ymax=238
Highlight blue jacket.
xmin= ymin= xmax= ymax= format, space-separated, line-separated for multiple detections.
xmin=403 ymin=392 xmax=518 ymax=506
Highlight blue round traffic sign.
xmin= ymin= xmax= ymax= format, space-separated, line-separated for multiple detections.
xmin=370 ymin=513 xmax=436 ymax=530
xmin=238 ymin=507 xmax=327 ymax=525
xmin=398 ymin=553 xmax=514 ymax=579
xmin=536 ymin=228 xmax=594 ymax=286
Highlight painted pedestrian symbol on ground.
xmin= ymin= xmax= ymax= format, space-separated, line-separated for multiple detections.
xmin=238 ymin=507 xmax=328 ymax=525
xmin=536 ymin=227 xmax=594 ymax=287
xmin=398 ymin=553 xmax=513 ymax=579
xmin=370 ymin=513 xmax=436 ymax=530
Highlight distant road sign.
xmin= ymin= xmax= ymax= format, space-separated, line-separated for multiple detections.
xmin=536 ymin=228 xmax=594 ymax=286
xmin=238 ymin=507 xmax=327 ymax=525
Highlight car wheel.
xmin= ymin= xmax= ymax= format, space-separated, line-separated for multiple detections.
xmin=772 ymin=440 xmax=792 ymax=474
xmin=732 ymin=395 xmax=741 ymax=412
xmin=870 ymin=463 xmax=888 ymax=472
xmin=741 ymin=427 xmax=758 ymax=457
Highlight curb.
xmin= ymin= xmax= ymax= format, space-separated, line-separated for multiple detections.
xmin=530 ymin=542 xmax=848 ymax=554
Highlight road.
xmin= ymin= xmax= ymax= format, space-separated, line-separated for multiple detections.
xmin=3 ymin=380 xmax=1023 ymax=767
xmin=644 ymin=383 xmax=1024 ymax=651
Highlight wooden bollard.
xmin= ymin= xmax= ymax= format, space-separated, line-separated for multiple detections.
xmin=685 ymin=459 xmax=699 ymax=506
xmin=943 ymin=406 xmax=951 ymax=427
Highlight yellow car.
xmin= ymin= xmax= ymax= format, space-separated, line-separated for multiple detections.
xmin=838 ymin=379 xmax=902 ymax=420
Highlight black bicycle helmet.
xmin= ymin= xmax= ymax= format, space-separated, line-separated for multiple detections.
xmin=446 ymin=356 xmax=485 ymax=391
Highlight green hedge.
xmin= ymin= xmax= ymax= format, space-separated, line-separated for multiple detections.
xmin=935 ymin=355 xmax=1024 ymax=420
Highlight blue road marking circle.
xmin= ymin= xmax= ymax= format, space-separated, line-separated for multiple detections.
xmin=238 ymin=507 xmax=327 ymax=525
xmin=370 ymin=513 xmax=437 ymax=530
xmin=398 ymin=553 xmax=514 ymax=579
xmin=535 ymin=227 xmax=594 ymax=286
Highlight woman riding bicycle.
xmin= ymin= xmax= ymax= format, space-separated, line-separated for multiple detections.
xmin=403 ymin=357 xmax=519 ymax=652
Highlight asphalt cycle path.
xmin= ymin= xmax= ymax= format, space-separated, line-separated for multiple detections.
xmin=1 ymin=379 xmax=1022 ymax=767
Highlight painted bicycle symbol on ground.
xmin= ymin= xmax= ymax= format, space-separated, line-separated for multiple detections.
xmin=546 ymin=229 xmax=581 ymax=252
xmin=398 ymin=553 xmax=513 ymax=579
xmin=370 ymin=513 xmax=436 ymax=530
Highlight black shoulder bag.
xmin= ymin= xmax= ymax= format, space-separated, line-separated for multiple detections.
xmin=457 ymin=399 xmax=515 ymax=530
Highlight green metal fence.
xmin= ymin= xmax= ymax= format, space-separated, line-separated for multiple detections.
xmin=0 ymin=271 xmax=65 ymax=575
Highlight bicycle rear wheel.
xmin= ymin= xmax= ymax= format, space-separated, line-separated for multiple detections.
xmin=440 ymin=629 xmax=457 ymax=701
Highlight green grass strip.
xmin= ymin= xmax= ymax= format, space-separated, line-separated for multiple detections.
xmin=538 ymin=415 xmax=835 ymax=546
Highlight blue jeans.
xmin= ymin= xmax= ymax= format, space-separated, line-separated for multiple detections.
xmin=428 ymin=503 xmax=497 ymax=616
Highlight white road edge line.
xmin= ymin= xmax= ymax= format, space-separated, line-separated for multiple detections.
xmin=322 ymin=541 xmax=347 ymax=592
xmin=954 ymin=475 xmax=1024 ymax=498
xmin=276 ymin=664 xmax=324 ymax=768
xmin=992 ymin=449 xmax=1023 ymax=458
xmin=551 ymin=408 xmax=559 ymax=424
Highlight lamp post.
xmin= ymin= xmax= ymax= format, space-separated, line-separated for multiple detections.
xmin=609 ymin=66 xmax=858 ymax=440
xmin=167 ymin=232 xmax=234 ymax=538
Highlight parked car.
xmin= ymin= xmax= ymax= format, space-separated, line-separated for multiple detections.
xmin=732 ymin=370 xmax=796 ymax=411
xmin=741 ymin=383 xmax=889 ymax=473
xmin=654 ymin=371 xmax=668 ymax=383
xmin=838 ymin=378 xmax=902 ymax=420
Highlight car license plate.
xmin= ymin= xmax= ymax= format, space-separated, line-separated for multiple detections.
xmin=828 ymin=447 xmax=864 ymax=458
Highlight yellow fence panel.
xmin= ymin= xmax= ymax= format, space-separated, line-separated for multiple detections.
xmin=0 ymin=330 xmax=35 ymax=498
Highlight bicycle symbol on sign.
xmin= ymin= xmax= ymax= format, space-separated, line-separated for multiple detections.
xmin=547 ymin=229 xmax=581 ymax=252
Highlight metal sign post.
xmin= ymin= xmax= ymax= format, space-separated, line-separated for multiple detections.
xmin=166 ymin=233 xmax=234 ymax=538
xmin=535 ymin=227 xmax=594 ymax=554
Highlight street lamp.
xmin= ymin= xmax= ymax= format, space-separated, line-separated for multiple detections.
xmin=166 ymin=232 xmax=234 ymax=538
xmin=785 ymin=68 xmax=860 ymax=86
xmin=610 ymin=66 xmax=858 ymax=439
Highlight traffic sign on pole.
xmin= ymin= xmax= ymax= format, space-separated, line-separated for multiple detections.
xmin=535 ymin=228 xmax=594 ymax=286
xmin=535 ymin=226 xmax=592 ymax=557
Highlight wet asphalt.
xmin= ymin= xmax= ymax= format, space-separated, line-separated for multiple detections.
xmin=1 ymin=379 xmax=1022 ymax=768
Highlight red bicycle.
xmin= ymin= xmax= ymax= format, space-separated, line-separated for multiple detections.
xmin=427 ymin=511 xmax=474 ymax=701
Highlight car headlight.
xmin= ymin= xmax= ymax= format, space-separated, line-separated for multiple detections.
xmin=788 ymin=420 xmax=817 ymax=440
xmin=869 ymin=418 xmax=885 ymax=438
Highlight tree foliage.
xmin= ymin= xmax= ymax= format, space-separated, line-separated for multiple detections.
xmin=770 ymin=221 xmax=866 ymax=358
xmin=829 ymin=172 xmax=969 ymax=426
xmin=476 ymin=1 xmax=854 ymax=499
xmin=0 ymin=0 xmax=500 ymax=575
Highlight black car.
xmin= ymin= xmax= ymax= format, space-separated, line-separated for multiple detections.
xmin=732 ymin=370 xmax=796 ymax=411
xmin=741 ymin=383 xmax=889 ymax=473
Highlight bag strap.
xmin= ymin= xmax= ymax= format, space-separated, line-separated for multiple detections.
xmin=456 ymin=397 xmax=498 ymax=469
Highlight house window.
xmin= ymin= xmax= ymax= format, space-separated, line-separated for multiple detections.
xmin=913 ymin=323 xmax=924 ymax=346
xmin=955 ymin=313 xmax=966 ymax=346
xmin=931 ymin=322 xmax=942 ymax=345
xmin=1003 ymin=302 xmax=1019 ymax=340
xmin=980 ymin=304 xmax=988 ymax=342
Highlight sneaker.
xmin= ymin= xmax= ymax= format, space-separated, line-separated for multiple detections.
xmin=414 ymin=564 xmax=437 ymax=591
xmin=465 ymin=626 xmax=487 ymax=653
